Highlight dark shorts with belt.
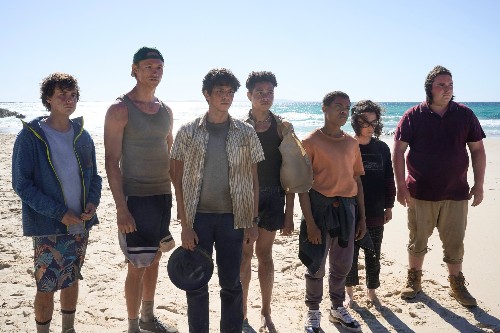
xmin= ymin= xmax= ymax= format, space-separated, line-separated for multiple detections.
xmin=33 ymin=231 xmax=89 ymax=292
xmin=257 ymin=186 xmax=286 ymax=232
xmin=118 ymin=194 xmax=172 ymax=268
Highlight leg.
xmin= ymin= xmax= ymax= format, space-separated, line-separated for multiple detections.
xmin=401 ymin=199 xmax=437 ymax=299
xmin=255 ymin=228 xmax=277 ymax=331
xmin=344 ymin=243 xmax=360 ymax=308
xmin=364 ymin=226 xmax=384 ymax=306
xmin=125 ymin=263 xmax=146 ymax=320
xmin=214 ymin=214 xmax=244 ymax=333
xmin=186 ymin=213 xmax=216 ymax=333
xmin=141 ymin=252 xmax=162 ymax=321
xmin=437 ymin=200 xmax=475 ymax=306
xmin=409 ymin=253 xmax=425 ymax=270
xmin=305 ymin=234 xmax=331 ymax=310
xmin=35 ymin=291 xmax=55 ymax=325
xmin=240 ymin=239 xmax=254 ymax=320
xmin=447 ymin=263 xmax=462 ymax=276
xmin=60 ymin=282 xmax=79 ymax=331
xmin=328 ymin=230 xmax=355 ymax=308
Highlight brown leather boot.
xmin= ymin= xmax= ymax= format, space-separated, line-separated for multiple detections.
xmin=401 ymin=268 xmax=422 ymax=299
xmin=448 ymin=272 xmax=477 ymax=307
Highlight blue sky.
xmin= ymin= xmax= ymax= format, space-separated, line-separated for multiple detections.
xmin=1 ymin=0 xmax=499 ymax=102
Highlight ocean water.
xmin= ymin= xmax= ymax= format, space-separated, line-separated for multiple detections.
xmin=1 ymin=101 xmax=499 ymax=139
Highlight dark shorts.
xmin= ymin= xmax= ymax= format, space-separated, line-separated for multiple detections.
xmin=33 ymin=232 xmax=89 ymax=292
xmin=257 ymin=186 xmax=285 ymax=232
xmin=118 ymin=194 xmax=172 ymax=268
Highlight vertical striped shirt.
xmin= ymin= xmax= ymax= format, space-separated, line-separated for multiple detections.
xmin=171 ymin=113 xmax=264 ymax=229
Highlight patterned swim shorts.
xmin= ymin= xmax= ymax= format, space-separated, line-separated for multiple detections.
xmin=33 ymin=232 xmax=89 ymax=292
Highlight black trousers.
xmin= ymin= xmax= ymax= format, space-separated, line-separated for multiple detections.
xmin=345 ymin=225 xmax=384 ymax=289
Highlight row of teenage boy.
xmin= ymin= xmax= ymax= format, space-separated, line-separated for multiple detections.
xmin=11 ymin=45 xmax=486 ymax=333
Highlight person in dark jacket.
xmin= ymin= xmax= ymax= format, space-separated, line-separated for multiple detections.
xmin=345 ymin=100 xmax=396 ymax=308
xmin=12 ymin=72 xmax=102 ymax=333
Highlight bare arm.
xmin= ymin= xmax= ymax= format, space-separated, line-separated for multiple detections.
xmin=172 ymin=159 xmax=199 ymax=250
xmin=393 ymin=140 xmax=411 ymax=207
xmin=104 ymin=102 xmax=136 ymax=234
xmin=467 ymin=140 xmax=486 ymax=207
xmin=298 ymin=192 xmax=321 ymax=244
xmin=354 ymin=176 xmax=366 ymax=240
xmin=167 ymin=108 xmax=174 ymax=182
xmin=244 ymin=164 xmax=259 ymax=244
xmin=281 ymin=192 xmax=295 ymax=236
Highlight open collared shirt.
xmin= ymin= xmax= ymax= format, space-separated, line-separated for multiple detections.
xmin=171 ymin=113 xmax=264 ymax=229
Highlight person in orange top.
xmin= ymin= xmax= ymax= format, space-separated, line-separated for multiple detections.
xmin=299 ymin=91 xmax=366 ymax=333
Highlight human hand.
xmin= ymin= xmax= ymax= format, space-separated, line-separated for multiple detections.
xmin=280 ymin=212 xmax=294 ymax=236
xmin=355 ymin=217 xmax=367 ymax=241
xmin=384 ymin=208 xmax=393 ymax=224
xmin=61 ymin=210 xmax=82 ymax=226
xmin=80 ymin=203 xmax=96 ymax=221
xmin=181 ymin=227 xmax=199 ymax=251
xmin=396 ymin=186 xmax=412 ymax=207
xmin=469 ymin=184 xmax=484 ymax=207
xmin=306 ymin=222 xmax=322 ymax=244
xmin=244 ymin=225 xmax=259 ymax=244
xmin=116 ymin=207 xmax=136 ymax=234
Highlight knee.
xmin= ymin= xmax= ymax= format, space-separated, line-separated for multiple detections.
xmin=255 ymin=248 xmax=273 ymax=264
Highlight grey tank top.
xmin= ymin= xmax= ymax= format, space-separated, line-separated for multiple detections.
xmin=120 ymin=95 xmax=172 ymax=196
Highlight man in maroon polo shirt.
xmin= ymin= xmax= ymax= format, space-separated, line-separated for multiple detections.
xmin=393 ymin=65 xmax=486 ymax=307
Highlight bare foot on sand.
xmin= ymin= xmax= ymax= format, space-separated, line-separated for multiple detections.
xmin=366 ymin=288 xmax=384 ymax=308
xmin=259 ymin=314 xmax=277 ymax=333
xmin=344 ymin=286 xmax=354 ymax=308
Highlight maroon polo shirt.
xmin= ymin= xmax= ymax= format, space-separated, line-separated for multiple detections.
xmin=394 ymin=101 xmax=485 ymax=201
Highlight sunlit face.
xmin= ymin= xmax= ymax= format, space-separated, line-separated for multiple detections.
xmin=46 ymin=87 xmax=78 ymax=116
xmin=431 ymin=74 xmax=453 ymax=106
xmin=132 ymin=58 xmax=164 ymax=87
xmin=247 ymin=81 xmax=275 ymax=112
xmin=322 ymin=97 xmax=350 ymax=127
xmin=204 ymin=84 xmax=235 ymax=114
xmin=357 ymin=112 xmax=378 ymax=139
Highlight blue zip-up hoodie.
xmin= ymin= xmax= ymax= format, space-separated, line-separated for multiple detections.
xmin=12 ymin=116 xmax=102 ymax=236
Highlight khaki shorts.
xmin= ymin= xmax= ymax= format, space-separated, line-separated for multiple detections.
xmin=407 ymin=198 xmax=468 ymax=264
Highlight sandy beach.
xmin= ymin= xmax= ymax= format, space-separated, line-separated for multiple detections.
xmin=1 ymin=132 xmax=499 ymax=333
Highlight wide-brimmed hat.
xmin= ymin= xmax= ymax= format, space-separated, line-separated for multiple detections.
xmin=167 ymin=246 xmax=213 ymax=291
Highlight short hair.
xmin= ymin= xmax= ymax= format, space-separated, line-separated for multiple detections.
xmin=246 ymin=71 xmax=278 ymax=91
xmin=425 ymin=65 xmax=454 ymax=105
xmin=202 ymin=68 xmax=241 ymax=95
xmin=40 ymin=73 xmax=80 ymax=111
xmin=350 ymin=99 xmax=384 ymax=137
xmin=322 ymin=91 xmax=349 ymax=107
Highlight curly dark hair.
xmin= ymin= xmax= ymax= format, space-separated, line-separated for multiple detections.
xmin=202 ymin=68 xmax=241 ymax=95
xmin=350 ymin=100 xmax=384 ymax=137
xmin=322 ymin=91 xmax=349 ymax=107
xmin=245 ymin=71 xmax=278 ymax=91
xmin=425 ymin=65 xmax=454 ymax=105
xmin=40 ymin=72 xmax=80 ymax=111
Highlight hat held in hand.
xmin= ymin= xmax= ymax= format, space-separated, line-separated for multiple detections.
xmin=167 ymin=246 xmax=213 ymax=291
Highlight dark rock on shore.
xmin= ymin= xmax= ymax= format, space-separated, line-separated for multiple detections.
xmin=0 ymin=108 xmax=25 ymax=119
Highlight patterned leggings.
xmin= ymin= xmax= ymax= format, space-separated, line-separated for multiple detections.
xmin=345 ymin=226 xmax=384 ymax=289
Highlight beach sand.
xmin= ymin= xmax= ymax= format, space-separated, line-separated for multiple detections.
xmin=1 ymin=132 xmax=499 ymax=332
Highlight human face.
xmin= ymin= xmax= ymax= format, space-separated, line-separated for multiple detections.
xmin=357 ymin=112 xmax=378 ymax=139
xmin=46 ymin=87 xmax=78 ymax=117
xmin=247 ymin=81 xmax=275 ymax=112
xmin=204 ymin=85 xmax=235 ymax=114
xmin=133 ymin=58 xmax=164 ymax=87
xmin=322 ymin=97 xmax=350 ymax=128
xmin=431 ymin=74 xmax=453 ymax=106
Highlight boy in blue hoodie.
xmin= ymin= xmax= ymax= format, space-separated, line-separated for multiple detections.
xmin=12 ymin=72 xmax=102 ymax=333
